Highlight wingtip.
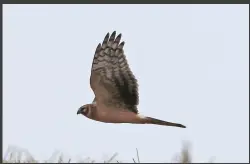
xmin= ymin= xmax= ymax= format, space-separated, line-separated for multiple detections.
xmin=111 ymin=31 xmax=116 ymax=36
xmin=116 ymin=33 xmax=122 ymax=39
xmin=104 ymin=32 xmax=110 ymax=39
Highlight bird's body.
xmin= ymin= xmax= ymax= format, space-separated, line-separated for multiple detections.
xmin=77 ymin=31 xmax=186 ymax=128
xmin=81 ymin=104 xmax=144 ymax=124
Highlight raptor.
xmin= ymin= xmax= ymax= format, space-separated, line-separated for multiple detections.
xmin=77 ymin=31 xmax=186 ymax=128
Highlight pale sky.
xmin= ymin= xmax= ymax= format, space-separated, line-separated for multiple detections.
xmin=3 ymin=4 xmax=249 ymax=163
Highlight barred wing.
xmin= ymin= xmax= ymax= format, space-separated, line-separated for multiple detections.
xmin=90 ymin=31 xmax=139 ymax=114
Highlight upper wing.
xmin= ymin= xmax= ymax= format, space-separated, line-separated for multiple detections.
xmin=90 ymin=31 xmax=139 ymax=114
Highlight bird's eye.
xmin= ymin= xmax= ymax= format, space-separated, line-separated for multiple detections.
xmin=82 ymin=107 xmax=88 ymax=114
xmin=83 ymin=108 xmax=86 ymax=112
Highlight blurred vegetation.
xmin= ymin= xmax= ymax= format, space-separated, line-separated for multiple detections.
xmin=3 ymin=141 xmax=213 ymax=163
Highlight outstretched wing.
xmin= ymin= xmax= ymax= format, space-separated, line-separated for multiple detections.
xmin=90 ymin=31 xmax=139 ymax=114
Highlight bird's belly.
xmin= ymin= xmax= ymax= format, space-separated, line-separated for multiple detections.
xmin=95 ymin=108 xmax=141 ymax=124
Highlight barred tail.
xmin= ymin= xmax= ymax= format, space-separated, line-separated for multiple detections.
xmin=144 ymin=116 xmax=186 ymax=128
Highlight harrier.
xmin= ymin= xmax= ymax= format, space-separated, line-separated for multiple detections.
xmin=77 ymin=31 xmax=186 ymax=128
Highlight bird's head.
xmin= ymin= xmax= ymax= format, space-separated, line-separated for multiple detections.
xmin=77 ymin=104 xmax=88 ymax=116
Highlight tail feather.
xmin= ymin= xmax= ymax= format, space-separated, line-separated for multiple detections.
xmin=144 ymin=116 xmax=186 ymax=128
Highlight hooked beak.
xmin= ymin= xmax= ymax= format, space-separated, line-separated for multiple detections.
xmin=77 ymin=107 xmax=82 ymax=115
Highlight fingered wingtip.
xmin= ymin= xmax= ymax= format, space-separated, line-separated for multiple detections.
xmin=111 ymin=31 xmax=116 ymax=36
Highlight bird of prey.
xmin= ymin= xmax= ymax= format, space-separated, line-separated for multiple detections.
xmin=77 ymin=31 xmax=186 ymax=128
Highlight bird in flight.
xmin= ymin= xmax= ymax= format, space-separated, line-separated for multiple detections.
xmin=77 ymin=31 xmax=186 ymax=128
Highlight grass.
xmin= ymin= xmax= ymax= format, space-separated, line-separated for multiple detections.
xmin=2 ymin=142 xmax=211 ymax=163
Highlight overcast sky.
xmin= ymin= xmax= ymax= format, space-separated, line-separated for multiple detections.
xmin=3 ymin=4 xmax=249 ymax=163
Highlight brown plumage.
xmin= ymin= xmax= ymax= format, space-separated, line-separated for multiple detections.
xmin=77 ymin=31 xmax=186 ymax=128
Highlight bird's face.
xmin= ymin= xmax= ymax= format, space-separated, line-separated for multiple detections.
xmin=77 ymin=105 xmax=88 ymax=116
